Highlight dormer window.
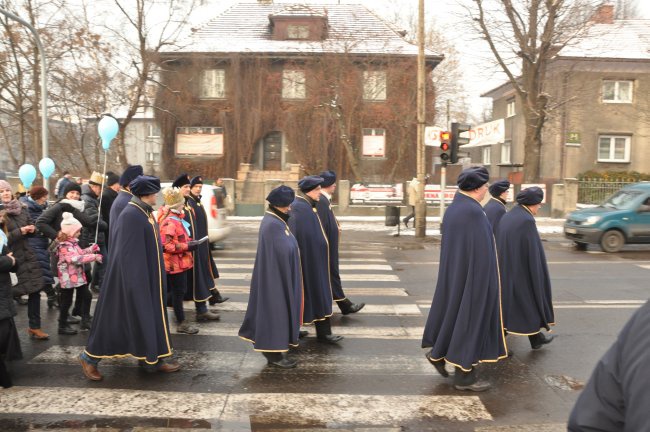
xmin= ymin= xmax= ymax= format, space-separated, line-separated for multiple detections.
xmin=287 ymin=25 xmax=309 ymax=40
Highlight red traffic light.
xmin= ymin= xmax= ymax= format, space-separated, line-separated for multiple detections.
xmin=440 ymin=142 xmax=449 ymax=151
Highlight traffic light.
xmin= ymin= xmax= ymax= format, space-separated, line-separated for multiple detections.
xmin=439 ymin=131 xmax=451 ymax=162
xmin=450 ymin=122 xmax=471 ymax=164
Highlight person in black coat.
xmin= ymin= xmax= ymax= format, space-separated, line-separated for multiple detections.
xmin=421 ymin=167 xmax=507 ymax=392
xmin=496 ymin=187 xmax=555 ymax=350
xmin=483 ymin=179 xmax=510 ymax=235
xmin=316 ymin=170 xmax=364 ymax=315
xmin=79 ymin=173 xmax=108 ymax=293
xmin=288 ymin=175 xmax=343 ymax=343
xmin=0 ymin=204 xmax=23 ymax=388
xmin=568 ymin=300 xmax=650 ymax=431
xmin=79 ymin=175 xmax=180 ymax=381
xmin=35 ymin=182 xmax=97 ymax=242
xmin=100 ymin=171 xmax=120 ymax=249
xmin=239 ymin=186 xmax=302 ymax=368
xmin=21 ymin=186 xmax=58 ymax=309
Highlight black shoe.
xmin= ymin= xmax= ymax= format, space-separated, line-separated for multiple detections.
xmin=15 ymin=296 xmax=28 ymax=305
xmin=79 ymin=318 xmax=92 ymax=331
xmin=454 ymin=379 xmax=491 ymax=392
xmin=425 ymin=351 xmax=449 ymax=377
xmin=317 ymin=334 xmax=344 ymax=344
xmin=208 ymin=291 xmax=229 ymax=305
xmin=530 ymin=333 xmax=555 ymax=350
xmin=268 ymin=358 xmax=298 ymax=369
xmin=47 ymin=296 xmax=59 ymax=309
xmin=507 ymin=349 xmax=514 ymax=357
xmin=58 ymin=325 xmax=78 ymax=335
xmin=338 ymin=298 xmax=365 ymax=315
xmin=299 ymin=330 xmax=309 ymax=338
xmin=67 ymin=315 xmax=81 ymax=324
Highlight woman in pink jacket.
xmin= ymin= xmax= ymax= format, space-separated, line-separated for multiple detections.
xmin=56 ymin=212 xmax=101 ymax=335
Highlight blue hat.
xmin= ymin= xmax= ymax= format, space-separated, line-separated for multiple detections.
xmin=516 ymin=187 xmax=544 ymax=205
xmin=129 ymin=175 xmax=161 ymax=196
xmin=119 ymin=165 xmax=143 ymax=187
xmin=298 ymin=175 xmax=324 ymax=192
xmin=319 ymin=170 xmax=337 ymax=187
xmin=172 ymin=173 xmax=190 ymax=188
xmin=267 ymin=185 xmax=295 ymax=207
xmin=457 ymin=166 xmax=489 ymax=191
xmin=489 ymin=179 xmax=510 ymax=197
xmin=190 ymin=176 xmax=203 ymax=187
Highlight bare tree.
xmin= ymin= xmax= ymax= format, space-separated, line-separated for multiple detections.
xmin=470 ymin=0 xmax=599 ymax=181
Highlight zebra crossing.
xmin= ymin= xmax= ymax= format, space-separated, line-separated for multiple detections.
xmin=0 ymin=244 xmax=556 ymax=431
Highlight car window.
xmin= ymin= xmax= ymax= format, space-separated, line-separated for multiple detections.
xmin=602 ymin=190 xmax=643 ymax=210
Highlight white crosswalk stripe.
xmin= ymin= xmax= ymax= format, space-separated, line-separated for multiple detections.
xmin=217 ymin=263 xmax=394 ymax=271
xmin=190 ymin=301 xmax=420 ymax=315
xmin=217 ymin=286 xmax=409 ymax=296
xmin=217 ymin=272 xmax=400 ymax=281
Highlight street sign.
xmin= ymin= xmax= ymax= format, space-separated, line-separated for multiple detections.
xmin=424 ymin=126 xmax=443 ymax=147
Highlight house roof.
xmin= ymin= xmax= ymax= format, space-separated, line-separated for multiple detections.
xmin=558 ymin=19 xmax=650 ymax=60
xmin=161 ymin=2 xmax=442 ymax=61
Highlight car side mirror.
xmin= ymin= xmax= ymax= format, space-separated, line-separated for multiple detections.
xmin=638 ymin=204 xmax=650 ymax=213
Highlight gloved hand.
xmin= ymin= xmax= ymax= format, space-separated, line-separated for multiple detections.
xmin=59 ymin=202 xmax=74 ymax=213
xmin=186 ymin=240 xmax=200 ymax=251
xmin=90 ymin=244 xmax=100 ymax=253
xmin=94 ymin=254 xmax=103 ymax=264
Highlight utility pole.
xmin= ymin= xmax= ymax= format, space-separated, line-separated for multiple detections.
xmin=0 ymin=8 xmax=49 ymax=191
xmin=440 ymin=99 xmax=451 ymax=220
xmin=414 ymin=0 xmax=426 ymax=238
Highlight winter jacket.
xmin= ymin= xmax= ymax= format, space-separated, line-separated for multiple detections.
xmin=0 ymin=245 xmax=17 ymax=321
xmin=56 ymin=239 xmax=99 ymax=289
xmin=3 ymin=201 xmax=43 ymax=295
xmin=22 ymin=198 xmax=55 ymax=285
xmin=159 ymin=210 xmax=193 ymax=274
xmin=100 ymin=187 xmax=118 ymax=228
xmin=35 ymin=199 xmax=96 ymax=241
xmin=79 ymin=185 xmax=107 ymax=248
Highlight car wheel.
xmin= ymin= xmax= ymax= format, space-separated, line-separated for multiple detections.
xmin=574 ymin=241 xmax=588 ymax=251
xmin=600 ymin=230 xmax=625 ymax=253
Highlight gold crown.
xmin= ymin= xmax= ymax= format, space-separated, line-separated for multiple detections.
xmin=89 ymin=171 xmax=105 ymax=185
xmin=162 ymin=187 xmax=184 ymax=207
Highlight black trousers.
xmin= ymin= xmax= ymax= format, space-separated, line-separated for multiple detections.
xmin=59 ymin=285 xmax=91 ymax=327
xmin=403 ymin=206 xmax=415 ymax=224
xmin=167 ymin=272 xmax=188 ymax=323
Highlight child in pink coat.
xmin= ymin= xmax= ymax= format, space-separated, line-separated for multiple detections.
xmin=56 ymin=212 xmax=101 ymax=335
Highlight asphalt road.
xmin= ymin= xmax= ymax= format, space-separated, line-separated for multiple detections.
xmin=1 ymin=220 xmax=649 ymax=431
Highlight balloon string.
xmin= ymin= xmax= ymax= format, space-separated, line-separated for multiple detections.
xmin=94 ymin=150 xmax=108 ymax=245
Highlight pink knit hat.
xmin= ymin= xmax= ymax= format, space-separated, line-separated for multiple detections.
xmin=60 ymin=212 xmax=82 ymax=237
xmin=0 ymin=180 xmax=12 ymax=192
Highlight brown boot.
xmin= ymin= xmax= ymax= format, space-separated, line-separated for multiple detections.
xmin=157 ymin=361 xmax=181 ymax=373
xmin=78 ymin=355 xmax=103 ymax=381
xmin=27 ymin=328 xmax=49 ymax=340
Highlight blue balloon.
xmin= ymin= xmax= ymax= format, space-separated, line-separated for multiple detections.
xmin=18 ymin=164 xmax=37 ymax=189
xmin=98 ymin=115 xmax=119 ymax=151
xmin=38 ymin=158 xmax=56 ymax=179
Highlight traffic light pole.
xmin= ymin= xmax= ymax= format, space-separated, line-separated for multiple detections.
xmin=440 ymin=163 xmax=446 ymax=221
xmin=415 ymin=0 xmax=426 ymax=238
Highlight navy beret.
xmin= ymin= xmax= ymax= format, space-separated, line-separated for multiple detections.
xmin=298 ymin=175 xmax=324 ymax=192
xmin=119 ymin=165 xmax=143 ymax=187
xmin=489 ymin=179 xmax=510 ymax=197
xmin=190 ymin=176 xmax=203 ymax=187
xmin=516 ymin=187 xmax=544 ymax=205
xmin=129 ymin=175 xmax=161 ymax=196
xmin=267 ymin=185 xmax=295 ymax=207
xmin=172 ymin=174 xmax=190 ymax=188
xmin=457 ymin=166 xmax=489 ymax=191
xmin=319 ymin=170 xmax=336 ymax=187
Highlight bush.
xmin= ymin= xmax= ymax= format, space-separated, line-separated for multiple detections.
xmin=577 ymin=170 xmax=650 ymax=182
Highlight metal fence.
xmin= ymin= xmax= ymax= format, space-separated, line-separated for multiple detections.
xmin=577 ymin=179 xmax=633 ymax=205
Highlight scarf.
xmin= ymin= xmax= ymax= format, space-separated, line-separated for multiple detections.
xmin=3 ymin=199 xmax=22 ymax=216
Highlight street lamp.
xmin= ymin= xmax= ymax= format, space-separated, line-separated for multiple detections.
xmin=0 ymin=8 xmax=49 ymax=191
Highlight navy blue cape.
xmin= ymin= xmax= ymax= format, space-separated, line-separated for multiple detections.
xmin=85 ymin=198 xmax=172 ymax=364
xmin=183 ymin=197 xmax=212 ymax=302
xmin=316 ymin=194 xmax=345 ymax=301
xmin=239 ymin=212 xmax=303 ymax=351
xmin=422 ymin=192 xmax=507 ymax=371
xmin=568 ymin=300 xmax=650 ymax=431
xmin=287 ymin=195 xmax=333 ymax=324
xmin=496 ymin=205 xmax=554 ymax=334
xmin=484 ymin=197 xmax=507 ymax=235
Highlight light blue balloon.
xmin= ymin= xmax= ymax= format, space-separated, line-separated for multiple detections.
xmin=18 ymin=164 xmax=37 ymax=189
xmin=98 ymin=115 xmax=119 ymax=151
xmin=38 ymin=158 xmax=56 ymax=179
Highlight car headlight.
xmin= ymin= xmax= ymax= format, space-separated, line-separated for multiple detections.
xmin=584 ymin=215 xmax=602 ymax=225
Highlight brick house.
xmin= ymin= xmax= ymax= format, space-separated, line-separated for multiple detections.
xmin=156 ymin=2 xmax=442 ymax=185
xmin=479 ymin=4 xmax=650 ymax=184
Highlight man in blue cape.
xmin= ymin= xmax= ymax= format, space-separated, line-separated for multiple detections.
xmin=496 ymin=187 xmax=554 ymax=350
xmin=239 ymin=185 xmax=303 ymax=368
xmin=172 ymin=174 xmax=219 ymax=322
xmin=188 ymin=176 xmax=228 ymax=305
xmin=483 ymin=179 xmax=510 ymax=235
xmin=109 ymin=165 xmax=143 ymax=241
xmin=422 ymin=166 xmax=507 ymax=392
xmin=316 ymin=170 xmax=364 ymax=315
xmin=288 ymin=175 xmax=342 ymax=343
xmin=79 ymin=175 xmax=180 ymax=381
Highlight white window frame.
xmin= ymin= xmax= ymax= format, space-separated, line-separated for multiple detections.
xmin=506 ymin=99 xmax=516 ymax=117
xmin=500 ymin=141 xmax=511 ymax=164
xmin=282 ymin=69 xmax=306 ymax=100
xmin=287 ymin=24 xmax=309 ymax=39
xmin=597 ymin=135 xmax=631 ymax=163
xmin=482 ymin=146 xmax=491 ymax=165
xmin=602 ymin=80 xmax=633 ymax=103
xmin=147 ymin=123 xmax=161 ymax=138
xmin=200 ymin=69 xmax=226 ymax=99
xmin=363 ymin=71 xmax=387 ymax=101
xmin=361 ymin=128 xmax=386 ymax=158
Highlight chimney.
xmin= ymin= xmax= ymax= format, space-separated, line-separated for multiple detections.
xmin=591 ymin=3 xmax=614 ymax=24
